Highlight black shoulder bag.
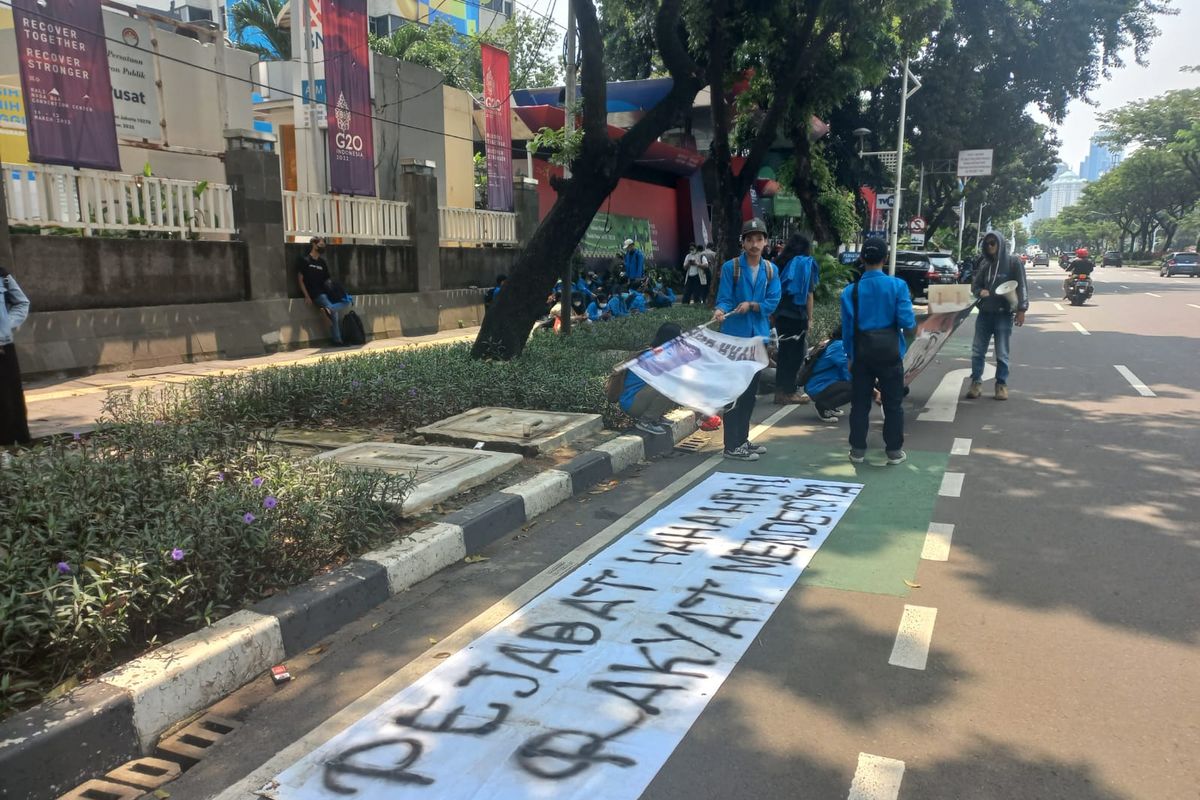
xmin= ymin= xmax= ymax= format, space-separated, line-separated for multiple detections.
xmin=852 ymin=280 xmax=900 ymax=368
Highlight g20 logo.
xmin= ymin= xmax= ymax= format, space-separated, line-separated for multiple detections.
xmin=335 ymin=133 xmax=364 ymax=153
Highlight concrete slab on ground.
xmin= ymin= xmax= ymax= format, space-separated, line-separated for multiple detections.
xmin=416 ymin=406 xmax=604 ymax=455
xmin=314 ymin=443 xmax=523 ymax=514
xmin=267 ymin=428 xmax=379 ymax=449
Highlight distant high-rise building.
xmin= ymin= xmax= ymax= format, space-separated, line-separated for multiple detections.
xmin=1025 ymin=163 xmax=1089 ymax=227
xmin=1079 ymin=136 xmax=1123 ymax=182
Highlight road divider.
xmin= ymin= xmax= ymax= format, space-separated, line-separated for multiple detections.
xmin=889 ymin=605 xmax=938 ymax=670
xmin=848 ymin=753 xmax=906 ymax=800
xmin=1114 ymin=365 xmax=1156 ymax=397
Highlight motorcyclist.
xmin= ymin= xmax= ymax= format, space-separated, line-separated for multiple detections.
xmin=1063 ymin=248 xmax=1096 ymax=298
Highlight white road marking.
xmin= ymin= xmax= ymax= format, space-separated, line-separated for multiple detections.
xmin=1041 ymin=291 xmax=1050 ymax=298
xmin=919 ymin=365 xmax=995 ymax=423
xmin=921 ymin=522 xmax=955 ymax=562
xmin=1146 ymin=292 xmax=1162 ymax=297
xmin=889 ymin=605 xmax=938 ymax=670
xmin=951 ymin=437 xmax=972 ymax=455
xmin=1072 ymin=322 xmax=1090 ymax=335
xmin=1053 ymin=303 xmax=1064 ymax=311
xmin=1114 ymin=365 xmax=1156 ymax=397
xmin=1120 ymin=284 xmax=1129 ymax=289
xmin=848 ymin=753 xmax=906 ymax=800
xmin=939 ymin=472 xmax=964 ymax=497
xmin=1188 ymin=303 xmax=1200 ymax=310
xmin=213 ymin=407 xmax=803 ymax=800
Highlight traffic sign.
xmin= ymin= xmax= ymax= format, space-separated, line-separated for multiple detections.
xmin=875 ymin=193 xmax=895 ymax=210
xmin=910 ymin=233 xmax=925 ymax=246
xmin=910 ymin=216 xmax=926 ymax=233
xmin=957 ymin=149 xmax=994 ymax=177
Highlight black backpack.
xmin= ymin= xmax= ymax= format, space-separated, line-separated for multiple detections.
xmin=341 ymin=311 xmax=366 ymax=345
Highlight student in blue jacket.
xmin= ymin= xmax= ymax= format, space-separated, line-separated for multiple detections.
xmin=712 ymin=218 xmax=781 ymax=461
xmin=774 ymin=233 xmax=820 ymax=404
xmin=649 ymin=281 xmax=676 ymax=308
xmin=623 ymin=289 xmax=648 ymax=314
xmin=840 ymin=237 xmax=915 ymax=465
xmin=586 ymin=292 xmax=614 ymax=322
xmin=623 ymin=239 xmax=646 ymax=284
xmin=804 ymin=340 xmax=852 ymax=423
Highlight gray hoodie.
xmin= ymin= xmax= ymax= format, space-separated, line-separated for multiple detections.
xmin=971 ymin=235 xmax=1028 ymax=313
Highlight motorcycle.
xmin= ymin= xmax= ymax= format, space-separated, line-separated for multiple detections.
xmin=1066 ymin=273 xmax=1094 ymax=306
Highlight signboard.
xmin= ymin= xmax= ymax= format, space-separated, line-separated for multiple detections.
xmin=12 ymin=0 xmax=121 ymax=170
xmin=292 ymin=0 xmax=326 ymax=130
xmin=875 ymin=193 xmax=895 ymax=210
xmin=910 ymin=216 xmax=926 ymax=233
xmin=481 ymin=44 xmax=513 ymax=211
xmin=103 ymin=14 xmax=161 ymax=142
xmin=957 ymin=149 xmax=994 ymax=177
xmin=582 ymin=212 xmax=655 ymax=259
xmin=909 ymin=233 xmax=925 ymax=247
xmin=322 ymin=0 xmax=374 ymax=195
xmin=267 ymin=472 xmax=862 ymax=800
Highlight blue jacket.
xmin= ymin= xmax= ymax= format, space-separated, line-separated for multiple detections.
xmin=586 ymin=300 xmax=611 ymax=321
xmin=0 ymin=274 xmax=30 ymax=347
xmin=624 ymin=292 xmax=648 ymax=314
xmin=624 ymin=248 xmax=645 ymax=281
xmin=716 ymin=254 xmax=781 ymax=339
xmin=805 ymin=340 xmax=851 ymax=397
xmin=840 ymin=270 xmax=915 ymax=364
xmin=608 ymin=295 xmax=630 ymax=318
xmin=781 ymin=255 xmax=819 ymax=312
xmin=650 ymin=286 xmax=675 ymax=308
xmin=618 ymin=371 xmax=646 ymax=413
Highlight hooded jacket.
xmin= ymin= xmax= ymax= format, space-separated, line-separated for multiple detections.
xmin=0 ymin=272 xmax=30 ymax=346
xmin=971 ymin=237 xmax=1029 ymax=314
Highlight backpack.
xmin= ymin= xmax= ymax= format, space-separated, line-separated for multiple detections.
xmin=341 ymin=310 xmax=366 ymax=345
xmin=730 ymin=258 xmax=776 ymax=287
xmin=794 ymin=339 xmax=832 ymax=390
xmin=604 ymin=369 xmax=627 ymax=404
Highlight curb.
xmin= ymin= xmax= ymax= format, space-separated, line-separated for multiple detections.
xmin=0 ymin=412 xmax=699 ymax=800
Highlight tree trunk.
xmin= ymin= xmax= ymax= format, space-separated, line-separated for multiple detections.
xmin=789 ymin=131 xmax=836 ymax=244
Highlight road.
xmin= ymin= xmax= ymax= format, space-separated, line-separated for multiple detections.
xmin=162 ymin=262 xmax=1199 ymax=800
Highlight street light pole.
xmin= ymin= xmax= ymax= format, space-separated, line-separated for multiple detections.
xmin=887 ymin=58 xmax=920 ymax=276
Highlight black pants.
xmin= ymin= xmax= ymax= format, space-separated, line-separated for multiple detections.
xmin=774 ymin=314 xmax=809 ymax=394
xmin=683 ymin=276 xmax=706 ymax=304
xmin=812 ymin=381 xmax=852 ymax=413
xmin=848 ymin=360 xmax=904 ymax=452
xmin=723 ymin=372 xmax=760 ymax=452
xmin=0 ymin=343 xmax=31 ymax=446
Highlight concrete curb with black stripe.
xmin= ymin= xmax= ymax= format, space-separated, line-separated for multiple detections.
xmin=0 ymin=413 xmax=699 ymax=800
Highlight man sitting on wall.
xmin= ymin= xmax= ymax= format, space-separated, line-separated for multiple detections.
xmin=297 ymin=237 xmax=354 ymax=346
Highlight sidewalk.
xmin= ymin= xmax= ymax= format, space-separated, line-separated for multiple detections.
xmin=22 ymin=327 xmax=481 ymax=440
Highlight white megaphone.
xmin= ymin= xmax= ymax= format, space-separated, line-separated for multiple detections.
xmin=995 ymin=280 xmax=1019 ymax=311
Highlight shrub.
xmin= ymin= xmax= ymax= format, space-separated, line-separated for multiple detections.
xmin=0 ymin=418 xmax=410 ymax=716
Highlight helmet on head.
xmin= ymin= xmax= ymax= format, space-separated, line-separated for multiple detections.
xmin=1075 ymin=248 xmax=1089 ymax=258
xmin=740 ymin=218 xmax=769 ymax=239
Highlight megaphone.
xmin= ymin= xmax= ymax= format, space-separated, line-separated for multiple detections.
xmin=995 ymin=280 xmax=1019 ymax=311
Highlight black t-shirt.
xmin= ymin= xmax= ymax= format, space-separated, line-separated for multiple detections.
xmin=1070 ymin=258 xmax=1095 ymax=275
xmin=298 ymin=254 xmax=331 ymax=300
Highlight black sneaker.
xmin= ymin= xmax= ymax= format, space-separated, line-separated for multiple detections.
xmin=635 ymin=418 xmax=668 ymax=435
xmin=723 ymin=443 xmax=760 ymax=461
xmin=816 ymin=408 xmax=839 ymax=423
xmin=886 ymin=450 xmax=907 ymax=465
xmin=747 ymin=442 xmax=767 ymax=455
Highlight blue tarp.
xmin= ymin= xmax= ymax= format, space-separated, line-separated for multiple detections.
xmin=513 ymin=78 xmax=674 ymax=113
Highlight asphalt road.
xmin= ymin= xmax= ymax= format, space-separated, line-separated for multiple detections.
xmin=167 ymin=262 xmax=1200 ymax=800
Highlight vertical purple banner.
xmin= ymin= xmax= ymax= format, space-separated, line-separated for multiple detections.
xmin=323 ymin=0 xmax=374 ymax=196
xmin=481 ymin=44 xmax=513 ymax=211
xmin=13 ymin=0 xmax=120 ymax=170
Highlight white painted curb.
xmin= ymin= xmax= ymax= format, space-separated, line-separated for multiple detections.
xmin=361 ymin=522 xmax=468 ymax=595
xmin=594 ymin=435 xmax=645 ymax=473
xmin=100 ymin=610 xmax=284 ymax=750
xmin=665 ymin=408 xmax=698 ymax=442
xmin=501 ymin=470 xmax=574 ymax=519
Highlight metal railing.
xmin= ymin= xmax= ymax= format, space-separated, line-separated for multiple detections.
xmin=3 ymin=163 xmax=235 ymax=237
xmin=283 ymin=191 xmax=410 ymax=243
xmin=439 ymin=206 xmax=518 ymax=246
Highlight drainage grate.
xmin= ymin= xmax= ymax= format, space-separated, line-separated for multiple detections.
xmin=674 ymin=432 xmax=712 ymax=452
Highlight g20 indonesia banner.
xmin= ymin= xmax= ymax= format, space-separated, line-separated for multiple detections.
xmin=481 ymin=44 xmax=513 ymax=211
xmin=13 ymin=0 xmax=120 ymax=170
xmin=322 ymin=0 xmax=374 ymax=195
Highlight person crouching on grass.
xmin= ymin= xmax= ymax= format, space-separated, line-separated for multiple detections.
xmin=712 ymin=218 xmax=781 ymax=462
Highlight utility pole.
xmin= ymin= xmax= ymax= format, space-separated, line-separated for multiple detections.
xmin=209 ymin=0 xmax=227 ymax=132
xmin=977 ymin=200 xmax=985 ymax=242
xmin=301 ymin=0 xmax=324 ymax=192
xmin=887 ymin=58 xmax=920 ymax=276
xmin=956 ymin=191 xmax=966 ymax=260
xmin=560 ymin=3 xmax=577 ymax=335
xmin=915 ymin=162 xmax=925 ymax=249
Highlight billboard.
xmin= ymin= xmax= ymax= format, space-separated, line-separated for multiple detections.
xmin=103 ymin=14 xmax=161 ymax=142
xmin=481 ymin=44 xmax=512 ymax=211
xmin=322 ymin=0 xmax=374 ymax=195
xmin=957 ymin=149 xmax=994 ymax=177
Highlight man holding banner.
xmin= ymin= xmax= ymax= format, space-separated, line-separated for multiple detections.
xmin=713 ymin=218 xmax=781 ymax=461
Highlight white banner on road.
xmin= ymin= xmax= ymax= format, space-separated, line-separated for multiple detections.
xmin=621 ymin=326 xmax=768 ymax=416
xmin=268 ymin=473 xmax=862 ymax=800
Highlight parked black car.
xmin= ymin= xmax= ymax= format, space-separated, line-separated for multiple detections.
xmin=893 ymin=251 xmax=959 ymax=298
xmin=1160 ymin=252 xmax=1199 ymax=277
xmin=1102 ymin=250 xmax=1123 ymax=267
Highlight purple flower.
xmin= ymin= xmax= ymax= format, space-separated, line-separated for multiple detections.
xmin=153 ymin=420 xmax=164 ymax=426
xmin=263 ymin=496 xmax=278 ymax=510
xmin=351 ymin=380 xmax=362 ymax=389
xmin=56 ymin=561 xmax=71 ymax=574
xmin=252 ymin=476 xmax=265 ymax=488
xmin=216 ymin=472 xmax=225 ymax=482
xmin=170 ymin=548 xmax=185 ymax=561
xmin=72 ymin=432 xmax=82 ymax=442
xmin=409 ymin=389 xmax=417 ymax=397
xmin=243 ymin=512 xmax=256 ymax=524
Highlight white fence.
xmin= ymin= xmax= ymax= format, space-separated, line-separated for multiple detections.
xmin=283 ymin=191 xmax=410 ymax=243
xmin=4 ymin=163 xmax=235 ymax=238
xmin=439 ymin=207 xmax=518 ymax=246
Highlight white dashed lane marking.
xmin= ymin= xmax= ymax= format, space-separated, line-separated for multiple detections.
xmin=1054 ymin=303 xmax=1064 ymax=311
xmin=889 ymin=605 xmax=938 ymax=670
xmin=921 ymin=523 xmax=955 ymax=562
xmin=1146 ymin=292 xmax=1162 ymax=297
xmin=1072 ymin=322 xmax=1090 ymax=335
xmin=951 ymin=437 xmax=972 ymax=455
xmin=848 ymin=753 xmax=906 ymax=800
xmin=939 ymin=472 xmax=964 ymax=497
xmin=1114 ymin=365 xmax=1156 ymax=397
xmin=1188 ymin=303 xmax=1200 ymax=310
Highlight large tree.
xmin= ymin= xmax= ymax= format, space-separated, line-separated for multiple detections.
xmin=1099 ymin=86 xmax=1200 ymax=186
xmin=471 ymin=0 xmax=705 ymax=359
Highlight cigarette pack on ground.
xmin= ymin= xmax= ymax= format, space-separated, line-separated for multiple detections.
xmin=270 ymin=664 xmax=292 ymax=685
